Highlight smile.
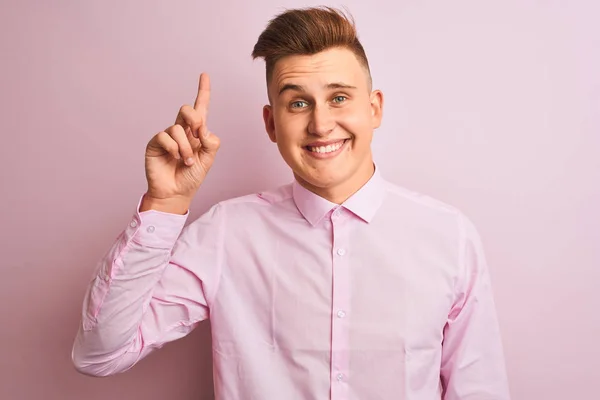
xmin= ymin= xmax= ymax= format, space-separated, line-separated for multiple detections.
xmin=304 ymin=139 xmax=349 ymax=159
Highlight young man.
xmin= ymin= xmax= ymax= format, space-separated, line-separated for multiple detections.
xmin=72 ymin=7 xmax=510 ymax=400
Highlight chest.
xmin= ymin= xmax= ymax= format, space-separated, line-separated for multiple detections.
xmin=213 ymin=219 xmax=457 ymax=352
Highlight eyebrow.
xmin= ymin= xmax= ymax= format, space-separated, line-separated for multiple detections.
xmin=278 ymin=82 xmax=357 ymax=95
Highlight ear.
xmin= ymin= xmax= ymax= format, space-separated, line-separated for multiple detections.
xmin=263 ymin=105 xmax=277 ymax=143
xmin=369 ymin=90 xmax=384 ymax=129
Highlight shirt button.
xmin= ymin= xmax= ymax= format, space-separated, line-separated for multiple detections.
xmin=337 ymin=310 xmax=346 ymax=318
xmin=337 ymin=248 xmax=346 ymax=256
xmin=332 ymin=209 xmax=341 ymax=219
xmin=147 ymin=225 xmax=155 ymax=233
xmin=130 ymin=220 xmax=138 ymax=228
xmin=336 ymin=373 xmax=344 ymax=381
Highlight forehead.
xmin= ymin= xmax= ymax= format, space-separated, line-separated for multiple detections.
xmin=270 ymin=48 xmax=368 ymax=93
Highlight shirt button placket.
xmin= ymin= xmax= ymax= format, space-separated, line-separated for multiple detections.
xmin=330 ymin=207 xmax=350 ymax=399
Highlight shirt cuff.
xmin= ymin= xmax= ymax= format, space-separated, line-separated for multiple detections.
xmin=125 ymin=195 xmax=189 ymax=249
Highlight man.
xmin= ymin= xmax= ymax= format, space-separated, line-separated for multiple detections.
xmin=72 ymin=6 xmax=510 ymax=400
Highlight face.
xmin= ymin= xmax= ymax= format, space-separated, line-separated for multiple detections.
xmin=263 ymin=47 xmax=383 ymax=203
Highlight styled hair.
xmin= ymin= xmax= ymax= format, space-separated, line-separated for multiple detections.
xmin=251 ymin=6 xmax=371 ymax=85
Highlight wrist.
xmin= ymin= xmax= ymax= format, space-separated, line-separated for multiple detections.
xmin=139 ymin=194 xmax=192 ymax=215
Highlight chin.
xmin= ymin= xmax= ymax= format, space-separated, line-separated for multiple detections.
xmin=297 ymin=169 xmax=348 ymax=189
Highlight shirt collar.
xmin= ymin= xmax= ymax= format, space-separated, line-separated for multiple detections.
xmin=292 ymin=164 xmax=386 ymax=226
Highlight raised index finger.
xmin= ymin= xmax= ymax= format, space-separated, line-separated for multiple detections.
xmin=194 ymin=73 xmax=211 ymax=112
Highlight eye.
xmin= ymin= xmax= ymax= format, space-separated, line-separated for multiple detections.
xmin=332 ymin=95 xmax=347 ymax=104
xmin=290 ymin=101 xmax=308 ymax=109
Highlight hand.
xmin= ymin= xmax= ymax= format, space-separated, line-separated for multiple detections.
xmin=141 ymin=73 xmax=220 ymax=213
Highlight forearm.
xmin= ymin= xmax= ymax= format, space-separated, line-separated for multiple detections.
xmin=72 ymin=204 xmax=189 ymax=376
xmin=72 ymin=239 xmax=172 ymax=376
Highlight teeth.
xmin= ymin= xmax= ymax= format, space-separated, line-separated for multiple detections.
xmin=309 ymin=141 xmax=344 ymax=154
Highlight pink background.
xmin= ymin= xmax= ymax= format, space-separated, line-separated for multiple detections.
xmin=1 ymin=1 xmax=598 ymax=399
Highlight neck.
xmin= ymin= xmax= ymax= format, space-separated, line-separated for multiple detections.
xmin=294 ymin=160 xmax=375 ymax=204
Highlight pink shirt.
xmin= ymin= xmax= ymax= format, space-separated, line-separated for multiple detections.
xmin=72 ymin=167 xmax=510 ymax=399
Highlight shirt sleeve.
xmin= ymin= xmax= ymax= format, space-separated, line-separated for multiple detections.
xmin=71 ymin=196 xmax=226 ymax=376
xmin=440 ymin=214 xmax=511 ymax=399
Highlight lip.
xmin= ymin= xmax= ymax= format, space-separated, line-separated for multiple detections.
xmin=304 ymin=139 xmax=349 ymax=159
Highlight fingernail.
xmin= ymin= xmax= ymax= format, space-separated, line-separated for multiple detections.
xmin=203 ymin=129 xmax=210 ymax=138
xmin=185 ymin=157 xmax=194 ymax=165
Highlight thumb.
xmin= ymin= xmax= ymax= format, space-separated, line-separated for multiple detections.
xmin=199 ymin=130 xmax=221 ymax=154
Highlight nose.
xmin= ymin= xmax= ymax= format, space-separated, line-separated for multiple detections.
xmin=307 ymin=104 xmax=335 ymax=136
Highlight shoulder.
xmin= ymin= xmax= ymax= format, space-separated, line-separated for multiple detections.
xmin=182 ymin=183 xmax=293 ymax=236
xmin=215 ymin=183 xmax=293 ymax=211
xmin=382 ymin=179 xmax=462 ymax=218
xmin=379 ymin=178 xmax=481 ymax=242
xmin=190 ymin=183 xmax=294 ymax=223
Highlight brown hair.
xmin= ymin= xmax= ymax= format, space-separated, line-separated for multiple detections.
xmin=251 ymin=6 xmax=371 ymax=85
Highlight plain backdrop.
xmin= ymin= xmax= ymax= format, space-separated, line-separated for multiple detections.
xmin=1 ymin=1 xmax=598 ymax=399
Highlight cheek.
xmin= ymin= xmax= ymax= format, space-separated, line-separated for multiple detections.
xmin=275 ymin=114 xmax=306 ymax=141
xmin=339 ymin=106 xmax=372 ymax=135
